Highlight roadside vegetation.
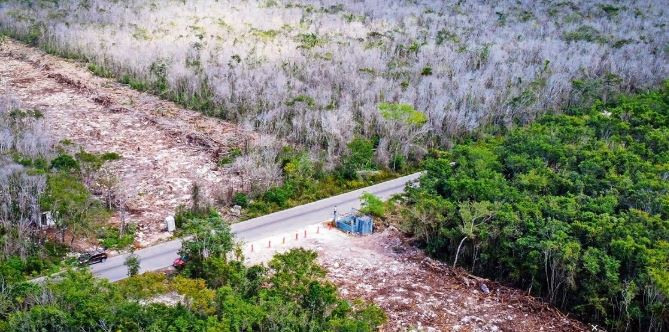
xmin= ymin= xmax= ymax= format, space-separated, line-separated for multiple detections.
xmin=237 ymin=139 xmax=405 ymax=219
xmin=0 ymin=212 xmax=386 ymax=331
xmin=0 ymin=92 xmax=386 ymax=330
xmin=0 ymin=93 xmax=124 ymax=281
xmin=394 ymin=83 xmax=669 ymax=331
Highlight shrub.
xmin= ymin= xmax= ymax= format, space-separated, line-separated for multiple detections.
xmin=8 ymin=108 xmax=43 ymax=120
xmin=518 ymin=10 xmax=534 ymax=22
xmin=232 ymin=192 xmax=248 ymax=207
xmin=252 ymin=29 xmax=279 ymax=40
xmin=25 ymin=24 xmax=42 ymax=46
xmin=339 ymin=138 xmax=375 ymax=179
xmin=599 ymin=4 xmax=622 ymax=17
xmin=117 ymin=272 xmax=169 ymax=299
xmin=282 ymin=153 xmax=317 ymax=182
xmin=389 ymin=154 xmax=406 ymax=172
xmin=286 ymin=95 xmax=316 ymax=108
xmin=218 ymin=148 xmax=242 ymax=166
xmin=436 ymin=29 xmax=460 ymax=45
xmin=49 ymin=154 xmax=79 ymax=172
xmin=101 ymin=152 xmax=122 ymax=161
xmin=120 ymin=74 xmax=148 ymax=91
xmin=172 ymin=276 xmax=216 ymax=315
xmin=262 ymin=185 xmax=293 ymax=207
xmin=149 ymin=60 xmax=169 ymax=93
xmin=0 ymin=242 xmax=68 ymax=282
xmin=32 ymin=158 xmax=48 ymax=170
xmin=0 ymin=256 xmax=28 ymax=283
xmin=297 ymin=33 xmax=322 ymax=49
xmin=124 ymin=253 xmax=140 ymax=276
xmin=359 ymin=192 xmax=385 ymax=218
xmin=98 ymin=225 xmax=135 ymax=250
xmin=245 ymin=200 xmax=271 ymax=218
xmin=174 ymin=205 xmax=219 ymax=229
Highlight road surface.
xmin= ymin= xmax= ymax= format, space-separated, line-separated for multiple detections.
xmin=89 ymin=172 xmax=422 ymax=281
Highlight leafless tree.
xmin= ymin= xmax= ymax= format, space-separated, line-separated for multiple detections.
xmin=0 ymin=94 xmax=50 ymax=260
xmin=230 ymin=137 xmax=283 ymax=196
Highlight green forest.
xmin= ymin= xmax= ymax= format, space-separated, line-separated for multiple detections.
xmin=397 ymin=82 xmax=669 ymax=330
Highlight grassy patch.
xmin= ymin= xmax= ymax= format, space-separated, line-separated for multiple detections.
xmin=97 ymin=225 xmax=136 ymax=250
xmin=87 ymin=63 xmax=114 ymax=78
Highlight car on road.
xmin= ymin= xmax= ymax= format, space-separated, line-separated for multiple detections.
xmin=78 ymin=250 xmax=108 ymax=265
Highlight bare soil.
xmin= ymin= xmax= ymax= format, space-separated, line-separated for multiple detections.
xmin=243 ymin=223 xmax=590 ymax=331
xmin=0 ymin=39 xmax=256 ymax=246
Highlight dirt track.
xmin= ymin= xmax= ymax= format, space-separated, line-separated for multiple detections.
xmin=0 ymin=39 xmax=254 ymax=246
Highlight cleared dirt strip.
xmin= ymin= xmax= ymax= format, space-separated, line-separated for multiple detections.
xmin=0 ymin=39 xmax=255 ymax=246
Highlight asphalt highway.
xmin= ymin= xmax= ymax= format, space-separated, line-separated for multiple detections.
xmin=89 ymin=172 xmax=423 ymax=281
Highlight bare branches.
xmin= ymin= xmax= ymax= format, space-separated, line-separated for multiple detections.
xmin=230 ymin=137 xmax=282 ymax=195
xmin=0 ymin=0 xmax=666 ymax=167
xmin=0 ymin=94 xmax=49 ymax=260
xmin=0 ymin=92 xmax=52 ymax=158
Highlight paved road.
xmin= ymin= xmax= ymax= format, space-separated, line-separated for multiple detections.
xmin=89 ymin=172 xmax=422 ymax=281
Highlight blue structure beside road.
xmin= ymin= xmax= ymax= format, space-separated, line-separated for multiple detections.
xmin=336 ymin=215 xmax=374 ymax=235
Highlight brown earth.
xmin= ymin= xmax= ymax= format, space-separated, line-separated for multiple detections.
xmin=0 ymin=39 xmax=255 ymax=246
